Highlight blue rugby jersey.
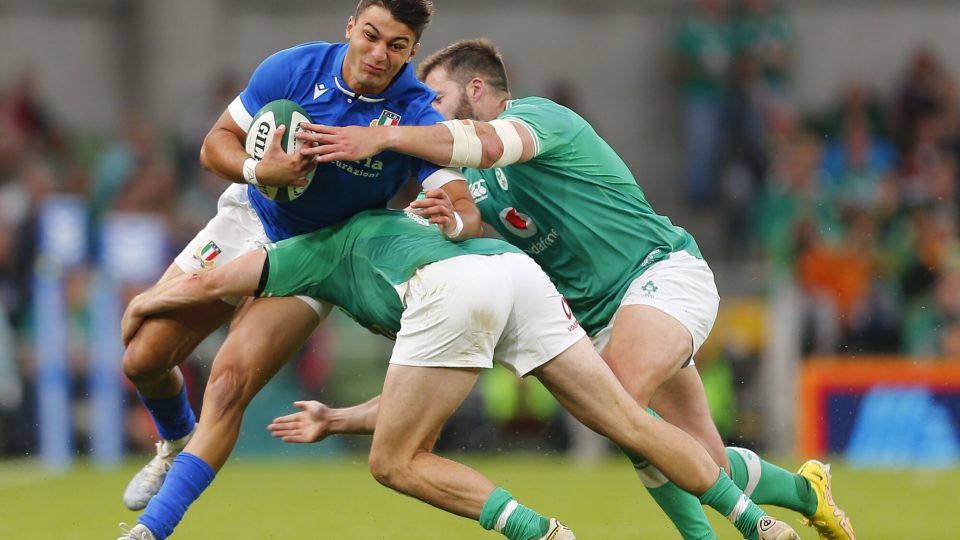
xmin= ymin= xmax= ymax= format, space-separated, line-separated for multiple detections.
xmin=228 ymin=41 xmax=454 ymax=241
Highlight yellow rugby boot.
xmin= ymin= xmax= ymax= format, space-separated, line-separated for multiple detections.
xmin=797 ymin=459 xmax=856 ymax=539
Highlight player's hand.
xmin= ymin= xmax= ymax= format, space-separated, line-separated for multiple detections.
xmin=252 ymin=125 xmax=314 ymax=187
xmin=120 ymin=297 xmax=146 ymax=347
xmin=408 ymin=188 xmax=457 ymax=234
xmin=296 ymin=123 xmax=388 ymax=163
xmin=267 ymin=400 xmax=333 ymax=443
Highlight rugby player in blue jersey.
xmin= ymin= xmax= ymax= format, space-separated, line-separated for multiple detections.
xmin=117 ymin=2 xmax=481 ymax=539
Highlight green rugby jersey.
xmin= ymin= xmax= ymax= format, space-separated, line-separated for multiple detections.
xmin=464 ymin=97 xmax=701 ymax=335
xmin=260 ymin=209 xmax=522 ymax=337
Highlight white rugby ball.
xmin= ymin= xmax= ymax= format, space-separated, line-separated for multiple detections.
xmin=245 ymin=99 xmax=315 ymax=202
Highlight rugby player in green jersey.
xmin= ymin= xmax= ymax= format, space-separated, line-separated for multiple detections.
xmin=121 ymin=209 xmax=800 ymax=540
xmin=295 ymin=39 xmax=854 ymax=540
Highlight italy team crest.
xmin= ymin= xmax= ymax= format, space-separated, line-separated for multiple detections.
xmin=193 ymin=240 xmax=222 ymax=269
xmin=372 ymin=110 xmax=401 ymax=126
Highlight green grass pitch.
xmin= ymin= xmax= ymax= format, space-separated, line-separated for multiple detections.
xmin=1 ymin=454 xmax=956 ymax=539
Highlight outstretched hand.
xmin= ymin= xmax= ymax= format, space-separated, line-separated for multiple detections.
xmin=267 ymin=400 xmax=332 ymax=443
xmin=296 ymin=123 xmax=389 ymax=163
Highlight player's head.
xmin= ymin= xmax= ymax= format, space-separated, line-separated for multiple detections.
xmin=418 ymin=38 xmax=510 ymax=122
xmin=343 ymin=0 xmax=434 ymax=94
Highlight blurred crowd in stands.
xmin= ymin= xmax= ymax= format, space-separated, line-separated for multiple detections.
xmin=2 ymin=0 xmax=959 ymax=457
xmin=676 ymin=0 xmax=960 ymax=358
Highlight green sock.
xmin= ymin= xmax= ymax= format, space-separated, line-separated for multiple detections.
xmin=479 ymin=487 xmax=550 ymax=540
xmin=727 ymin=447 xmax=817 ymax=516
xmin=698 ymin=469 xmax=765 ymax=540
xmin=622 ymin=408 xmax=716 ymax=540
xmin=629 ymin=454 xmax=717 ymax=540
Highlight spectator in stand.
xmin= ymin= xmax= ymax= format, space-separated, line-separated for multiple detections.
xmin=903 ymin=256 xmax=960 ymax=356
xmin=751 ymin=130 xmax=840 ymax=269
xmin=822 ymin=116 xmax=898 ymax=214
xmin=896 ymin=48 xmax=951 ymax=145
xmin=726 ymin=0 xmax=793 ymax=187
xmin=819 ymin=83 xmax=892 ymax=142
xmin=674 ymin=0 xmax=735 ymax=205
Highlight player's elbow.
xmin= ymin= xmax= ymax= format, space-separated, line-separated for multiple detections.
xmin=478 ymin=133 xmax=505 ymax=169
xmin=199 ymin=140 xmax=213 ymax=172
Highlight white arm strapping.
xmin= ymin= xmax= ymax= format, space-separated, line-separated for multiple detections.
xmin=489 ymin=119 xmax=524 ymax=167
xmin=441 ymin=120 xmax=483 ymax=168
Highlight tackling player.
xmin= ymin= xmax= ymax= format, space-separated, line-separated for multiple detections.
xmin=119 ymin=209 xmax=801 ymax=540
xmin=295 ymin=39 xmax=855 ymax=540
xmin=117 ymin=2 xmax=481 ymax=539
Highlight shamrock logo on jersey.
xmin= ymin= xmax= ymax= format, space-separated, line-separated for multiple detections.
xmin=495 ymin=168 xmax=509 ymax=190
xmin=640 ymin=280 xmax=658 ymax=298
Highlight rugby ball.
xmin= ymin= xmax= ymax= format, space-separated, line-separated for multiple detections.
xmin=245 ymin=99 xmax=315 ymax=202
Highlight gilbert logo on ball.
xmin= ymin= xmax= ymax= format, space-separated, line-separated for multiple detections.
xmin=245 ymin=99 xmax=315 ymax=202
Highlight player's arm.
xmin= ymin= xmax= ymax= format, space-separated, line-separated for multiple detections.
xmin=298 ymin=119 xmax=537 ymax=169
xmin=267 ymin=396 xmax=381 ymax=443
xmin=120 ymin=250 xmax=266 ymax=345
xmin=199 ymin=109 xmax=314 ymax=187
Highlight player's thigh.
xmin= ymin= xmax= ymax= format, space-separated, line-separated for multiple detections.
xmin=123 ymin=263 xmax=234 ymax=378
xmin=597 ymin=252 xmax=719 ymax=404
xmin=602 ymin=305 xmax=692 ymax=402
xmin=649 ymin=366 xmax=729 ymax=469
xmin=205 ymin=296 xmax=325 ymax=407
xmin=372 ymin=364 xmax=481 ymax=460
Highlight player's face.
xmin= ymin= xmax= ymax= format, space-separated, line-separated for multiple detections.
xmin=343 ymin=6 xmax=419 ymax=95
xmin=425 ymin=68 xmax=476 ymax=121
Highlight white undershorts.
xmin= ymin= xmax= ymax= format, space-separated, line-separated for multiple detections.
xmin=390 ymin=252 xmax=586 ymax=376
xmin=173 ymin=184 xmax=328 ymax=315
xmin=590 ymin=250 xmax=719 ymax=359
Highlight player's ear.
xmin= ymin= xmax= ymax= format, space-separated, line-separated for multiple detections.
xmin=468 ymin=77 xmax=484 ymax=101
xmin=345 ymin=16 xmax=356 ymax=39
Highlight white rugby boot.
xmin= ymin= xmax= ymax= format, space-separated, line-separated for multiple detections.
xmin=122 ymin=427 xmax=195 ymax=510
xmin=757 ymin=516 xmax=801 ymax=540
xmin=117 ymin=523 xmax=157 ymax=540
xmin=539 ymin=518 xmax=576 ymax=540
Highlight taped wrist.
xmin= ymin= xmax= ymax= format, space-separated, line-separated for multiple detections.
xmin=242 ymin=157 xmax=260 ymax=186
xmin=444 ymin=211 xmax=465 ymax=239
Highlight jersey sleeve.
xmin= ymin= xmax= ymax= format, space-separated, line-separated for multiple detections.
xmin=499 ymin=98 xmax=580 ymax=160
xmin=229 ymin=48 xmax=298 ymax=132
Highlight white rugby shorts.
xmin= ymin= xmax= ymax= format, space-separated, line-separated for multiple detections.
xmin=590 ymin=250 xmax=719 ymax=359
xmin=173 ymin=184 xmax=329 ymax=316
xmin=390 ymin=252 xmax=586 ymax=376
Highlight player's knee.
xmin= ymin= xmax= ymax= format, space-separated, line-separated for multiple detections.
xmin=122 ymin=339 xmax=169 ymax=384
xmin=368 ymin=449 xmax=411 ymax=492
